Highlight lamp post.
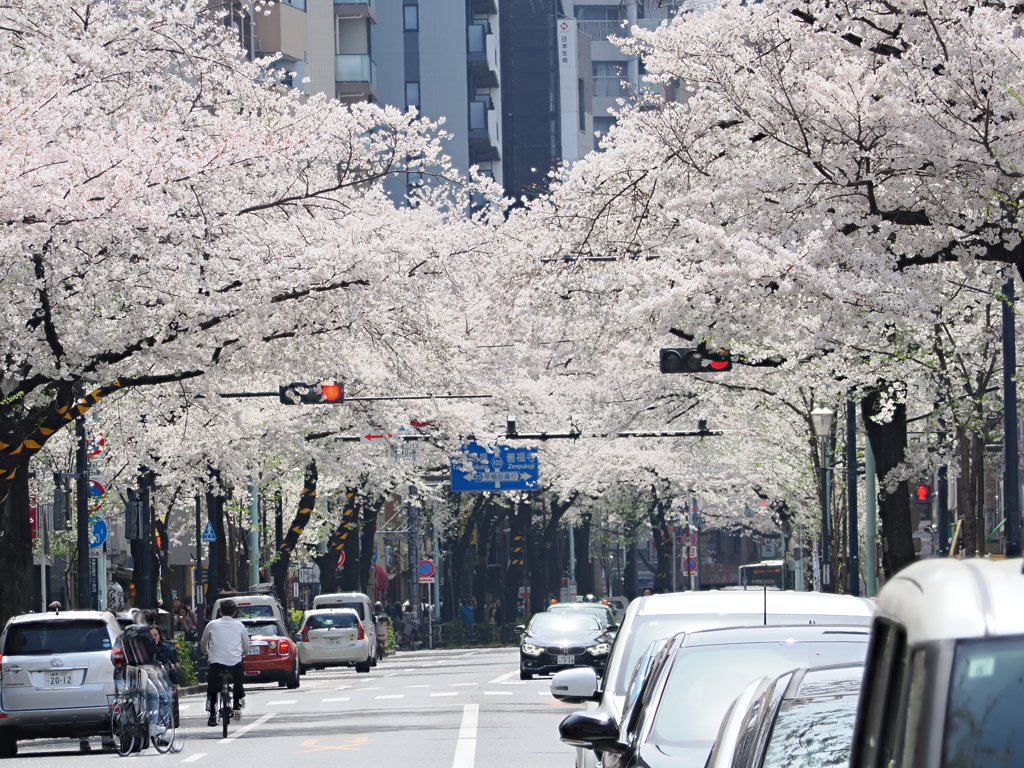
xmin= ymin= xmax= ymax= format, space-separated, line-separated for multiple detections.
xmin=811 ymin=407 xmax=835 ymax=592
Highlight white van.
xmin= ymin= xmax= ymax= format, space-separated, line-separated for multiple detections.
xmin=212 ymin=594 xmax=287 ymax=628
xmin=311 ymin=593 xmax=377 ymax=666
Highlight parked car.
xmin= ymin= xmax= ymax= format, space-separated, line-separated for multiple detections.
xmin=850 ymin=556 xmax=1024 ymax=768
xmin=548 ymin=603 xmax=619 ymax=632
xmin=552 ymin=591 xmax=874 ymax=768
xmin=519 ymin=612 xmax=613 ymax=680
xmin=559 ymin=624 xmax=870 ymax=768
xmin=706 ymin=663 xmax=863 ymax=768
xmin=296 ymin=608 xmax=374 ymax=674
xmin=241 ymin=618 xmax=300 ymax=689
xmin=312 ymin=593 xmax=377 ymax=665
xmin=0 ymin=610 xmax=122 ymax=757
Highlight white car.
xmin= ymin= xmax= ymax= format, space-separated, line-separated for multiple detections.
xmin=296 ymin=608 xmax=373 ymax=674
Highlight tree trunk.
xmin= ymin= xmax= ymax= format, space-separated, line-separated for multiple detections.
xmin=575 ymin=513 xmax=593 ymax=596
xmin=0 ymin=469 xmax=34 ymax=623
xmin=271 ymin=462 xmax=317 ymax=608
xmin=648 ymin=501 xmax=672 ymax=593
xmin=450 ymin=495 xmax=485 ymax=614
xmin=339 ymin=492 xmax=361 ymax=592
xmin=862 ymin=390 xmax=916 ymax=577
xmin=314 ymin=496 xmax=354 ymax=595
xmin=473 ymin=501 xmax=500 ymax=623
xmin=359 ymin=499 xmax=380 ymax=596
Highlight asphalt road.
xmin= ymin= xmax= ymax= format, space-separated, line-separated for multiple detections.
xmin=10 ymin=647 xmax=579 ymax=766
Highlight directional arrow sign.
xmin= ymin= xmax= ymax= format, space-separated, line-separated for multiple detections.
xmin=361 ymin=432 xmax=392 ymax=443
xmin=450 ymin=442 xmax=539 ymax=492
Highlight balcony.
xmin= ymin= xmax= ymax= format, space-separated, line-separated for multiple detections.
xmin=334 ymin=0 xmax=376 ymax=23
xmin=467 ymin=24 xmax=498 ymax=87
xmin=468 ymin=100 xmax=500 ymax=163
xmin=335 ymin=54 xmax=378 ymax=101
xmin=576 ymin=20 xmax=628 ymax=40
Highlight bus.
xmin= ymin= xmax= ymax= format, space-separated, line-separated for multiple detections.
xmin=739 ymin=560 xmax=786 ymax=589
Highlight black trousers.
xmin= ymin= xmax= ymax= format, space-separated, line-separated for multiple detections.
xmin=207 ymin=662 xmax=245 ymax=712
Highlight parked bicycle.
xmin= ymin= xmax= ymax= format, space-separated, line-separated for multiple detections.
xmin=108 ymin=665 xmax=180 ymax=755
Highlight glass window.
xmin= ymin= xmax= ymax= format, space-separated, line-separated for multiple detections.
xmin=4 ymin=620 xmax=111 ymax=655
xmin=762 ymin=694 xmax=860 ymax=768
xmin=578 ymin=79 xmax=586 ymax=132
xmin=403 ymin=4 xmax=418 ymax=31
xmin=942 ymin=636 xmax=1024 ymax=767
xmin=575 ymin=5 xmax=622 ymax=20
xmin=406 ymin=81 xmax=420 ymax=110
xmin=650 ymin=642 xmax=869 ymax=756
xmin=245 ymin=622 xmax=284 ymax=638
xmin=592 ymin=61 xmax=628 ymax=98
xmin=235 ymin=604 xmax=274 ymax=618
xmin=528 ymin=614 xmax=602 ymax=633
xmin=306 ymin=612 xmax=359 ymax=630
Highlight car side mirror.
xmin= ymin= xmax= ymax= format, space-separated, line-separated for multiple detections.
xmin=293 ymin=633 xmax=303 ymax=643
xmin=551 ymin=667 xmax=600 ymax=703
xmin=515 ymin=625 xmax=526 ymax=634
xmin=559 ymin=711 xmax=625 ymax=753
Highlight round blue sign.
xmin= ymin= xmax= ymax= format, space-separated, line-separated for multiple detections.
xmin=89 ymin=517 xmax=107 ymax=549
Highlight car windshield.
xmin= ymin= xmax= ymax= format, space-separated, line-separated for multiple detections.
xmin=549 ymin=605 xmax=611 ymax=623
xmin=4 ymin=620 xmax=111 ymax=655
xmin=528 ymin=614 xmax=601 ymax=633
xmin=244 ymin=622 xmax=282 ymax=638
xmin=943 ymin=636 xmax=1024 ymax=767
xmin=307 ymin=612 xmax=359 ymax=630
xmin=235 ymin=604 xmax=274 ymax=618
xmin=761 ymin=694 xmax=860 ymax=768
xmin=318 ymin=601 xmax=365 ymax=619
xmin=651 ymin=641 xmax=868 ymax=750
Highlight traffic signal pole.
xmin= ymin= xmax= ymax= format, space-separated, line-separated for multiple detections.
xmin=1002 ymin=276 xmax=1021 ymax=557
xmin=75 ymin=400 xmax=90 ymax=610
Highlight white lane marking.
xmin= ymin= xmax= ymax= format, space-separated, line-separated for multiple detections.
xmin=182 ymin=754 xmax=207 ymax=763
xmin=484 ymin=691 xmax=513 ymax=696
xmin=376 ymin=694 xmax=404 ymax=699
xmin=322 ymin=697 xmax=351 ymax=702
xmin=452 ymin=704 xmax=479 ymax=768
xmin=265 ymin=700 xmax=297 ymax=705
xmin=499 ymin=681 xmax=526 ymax=685
xmin=538 ymin=691 xmax=551 ymax=696
xmin=384 ymin=672 xmax=399 ymax=677
xmin=488 ymin=671 xmax=516 ymax=684
xmin=430 ymin=692 xmax=458 ymax=697
xmin=334 ymin=685 xmax=352 ymax=690
xmin=404 ymin=684 xmax=429 ymax=688
xmin=218 ymin=712 xmax=275 ymax=743
xmin=354 ymin=686 xmax=382 ymax=691
xmin=451 ymin=683 xmax=477 ymax=687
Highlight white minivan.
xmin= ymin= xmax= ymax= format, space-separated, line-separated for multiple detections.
xmin=297 ymin=608 xmax=374 ymax=674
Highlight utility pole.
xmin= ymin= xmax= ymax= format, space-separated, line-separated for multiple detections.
xmin=937 ymin=464 xmax=949 ymax=556
xmin=865 ymin=441 xmax=878 ymax=597
xmin=75 ymin=402 xmax=90 ymax=610
xmin=194 ymin=495 xmax=202 ymax=612
xmin=1002 ymin=275 xmax=1021 ymax=557
xmin=408 ymin=486 xmax=420 ymax=622
xmin=846 ymin=401 xmax=860 ymax=596
xmin=139 ymin=469 xmax=153 ymax=608
xmin=249 ymin=478 xmax=259 ymax=589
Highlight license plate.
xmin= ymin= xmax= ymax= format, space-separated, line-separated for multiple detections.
xmin=326 ymin=638 xmax=343 ymax=646
xmin=45 ymin=672 xmax=75 ymax=686
xmin=557 ymin=655 xmax=576 ymax=665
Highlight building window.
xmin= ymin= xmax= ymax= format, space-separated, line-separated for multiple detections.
xmin=593 ymin=116 xmax=615 ymax=149
xmin=577 ymin=78 xmax=586 ymax=132
xmin=574 ymin=5 xmax=623 ymax=20
xmin=593 ymin=61 xmax=628 ymax=98
xmin=405 ymin=81 xmax=420 ymax=111
xmin=403 ymin=5 xmax=418 ymax=31
xmin=733 ymin=536 xmax=741 ymax=555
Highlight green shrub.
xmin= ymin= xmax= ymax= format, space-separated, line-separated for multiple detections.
xmin=175 ymin=636 xmax=197 ymax=687
xmin=290 ymin=608 xmax=304 ymax=632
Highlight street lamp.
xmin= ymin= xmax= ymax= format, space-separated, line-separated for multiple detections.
xmin=810 ymin=407 xmax=834 ymax=592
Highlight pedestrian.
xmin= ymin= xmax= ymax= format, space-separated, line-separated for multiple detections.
xmin=642 ymin=587 xmax=654 ymax=597
xmin=458 ymin=599 xmax=474 ymax=626
xmin=487 ymin=600 xmax=497 ymax=626
xmin=401 ymin=607 xmax=417 ymax=647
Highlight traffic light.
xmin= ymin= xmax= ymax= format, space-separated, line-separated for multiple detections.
xmin=659 ymin=348 xmax=733 ymax=373
xmin=914 ymin=483 xmax=930 ymax=502
xmin=279 ymin=380 xmax=345 ymax=405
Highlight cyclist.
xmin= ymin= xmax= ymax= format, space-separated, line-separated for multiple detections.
xmin=200 ymin=599 xmax=250 ymax=728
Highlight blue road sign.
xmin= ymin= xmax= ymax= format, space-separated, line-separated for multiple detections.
xmin=88 ymin=517 xmax=107 ymax=549
xmin=372 ymin=550 xmax=379 ymax=565
xmin=418 ymin=560 xmax=435 ymax=579
xmin=202 ymin=521 xmax=217 ymax=543
xmin=450 ymin=442 xmax=539 ymax=492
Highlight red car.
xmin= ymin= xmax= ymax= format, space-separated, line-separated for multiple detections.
xmin=241 ymin=619 xmax=300 ymax=688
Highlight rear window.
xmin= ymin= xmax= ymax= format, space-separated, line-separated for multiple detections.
xmin=4 ymin=620 xmax=111 ymax=655
xmin=307 ymin=613 xmax=359 ymax=630
xmin=235 ymin=604 xmax=274 ymax=618
xmin=245 ymin=622 xmax=283 ymax=638
xmin=317 ymin=602 xmax=365 ymax=619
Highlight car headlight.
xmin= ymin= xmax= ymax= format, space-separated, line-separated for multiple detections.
xmin=587 ymin=643 xmax=611 ymax=656
xmin=521 ymin=644 xmax=544 ymax=656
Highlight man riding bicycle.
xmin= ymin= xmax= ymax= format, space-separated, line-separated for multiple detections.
xmin=200 ymin=599 xmax=250 ymax=728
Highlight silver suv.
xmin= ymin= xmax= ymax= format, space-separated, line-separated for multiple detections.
xmin=0 ymin=610 xmax=121 ymax=757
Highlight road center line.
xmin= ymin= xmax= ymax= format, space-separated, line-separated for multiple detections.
xmin=451 ymin=683 xmax=477 ymax=686
xmin=452 ymin=704 xmax=479 ymax=768
xmin=376 ymin=694 xmax=405 ymax=699
xmin=488 ymin=670 xmax=516 ymax=684
xmin=322 ymin=697 xmax=351 ymax=702
xmin=266 ymin=700 xmax=297 ymax=705
xmin=484 ymin=691 xmax=513 ymax=696
xmin=404 ymin=684 xmax=429 ymax=688
xmin=430 ymin=691 xmax=458 ymax=697
xmin=181 ymin=754 xmax=207 ymax=763
xmin=218 ymin=712 xmax=275 ymax=743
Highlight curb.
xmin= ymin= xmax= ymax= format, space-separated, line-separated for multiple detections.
xmin=178 ymin=684 xmax=207 ymax=697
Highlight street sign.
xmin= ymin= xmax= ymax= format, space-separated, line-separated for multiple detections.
xmin=450 ymin=442 xmax=539 ymax=492
xmin=88 ymin=517 xmax=107 ymax=549
xmin=87 ymin=432 xmax=105 ymax=458
xmin=685 ymin=546 xmax=697 ymax=557
xmin=338 ymin=550 xmax=346 ymax=568
xmin=681 ymin=532 xmax=696 ymax=547
xmin=682 ymin=557 xmax=698 ymax=573
xmin=198 ymin=566 xmax=209 ymax=585
xmin=202 ymin=521 xmax=217 ymax=542
xmin=419 ymin=577 xmax=435 ymax=584
xmin=418 ymin=560 xmax=435 ymax=579
xmin=361 ymin=431 xmax=392 ymax=443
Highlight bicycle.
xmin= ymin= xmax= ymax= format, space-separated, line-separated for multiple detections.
xmin=109 ymin=665 xmax=180 ymax=755
xmin=217 ymin=666 xmax=237 ymax=739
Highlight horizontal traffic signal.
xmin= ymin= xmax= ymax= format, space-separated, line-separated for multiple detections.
xmin=279 ymin=380 xmax=345 ymax=405
xmin=660 ymin=348 xmax=732 ymax=373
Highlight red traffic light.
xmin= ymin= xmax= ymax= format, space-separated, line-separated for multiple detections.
xmin=915 ymin=484 xmax=929 ymax=502
xmin=321 ymin=382 xmax=342 ymax=402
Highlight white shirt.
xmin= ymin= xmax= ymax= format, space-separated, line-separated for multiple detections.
xmin=200 ymin=616 xmax=250 ymax=666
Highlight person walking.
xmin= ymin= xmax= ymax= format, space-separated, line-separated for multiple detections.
xmin=200 ymin=599 xmax=250 ymax=728
xmin=458 ymin=599 xmax=474 ymax=626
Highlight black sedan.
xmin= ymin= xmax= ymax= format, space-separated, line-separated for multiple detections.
xmin=519 ymin=613 xmax=613 ymax=680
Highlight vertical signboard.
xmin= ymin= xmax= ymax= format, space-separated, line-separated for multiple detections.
xmin=557 ymin=19 xmax=580 ymax=163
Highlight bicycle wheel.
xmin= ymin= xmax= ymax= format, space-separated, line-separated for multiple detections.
xmin=220 ymin=679 xmax=232 ymax=739
xmin=110 ymin=698 xmax=137 ymax=757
